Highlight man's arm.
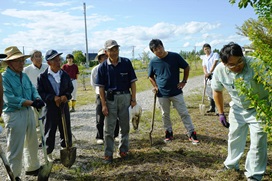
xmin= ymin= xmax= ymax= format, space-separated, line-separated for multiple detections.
xmin=130 ymin=81 xmax=136 ymax=107
xmin=182 ymin=65 xmax=190 ymax=82
xmin=210 ymin=60 xmax=219 ymax=73
xmin=99 ymin=86 xmax=108 ymax=116
xmin=213 ymin=90 xmax=224 ymax=114
xmin=148 ymin=76 xmax=158 ymax=92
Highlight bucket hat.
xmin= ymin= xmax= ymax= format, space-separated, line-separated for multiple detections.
xmin=95 ymin=48 xmax=106 ymax=60
xmin=45 ymin=49 xmax=63 ymax=61
xmin=3 ymin=46 xmax=30 ymax=61
xmin=104 ymin=40 xmax=120 ymax=50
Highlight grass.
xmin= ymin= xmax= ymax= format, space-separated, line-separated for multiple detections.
xmin=45 ymin=67 xmax=272 ymax=181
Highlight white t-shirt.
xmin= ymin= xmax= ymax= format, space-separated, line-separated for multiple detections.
xmin=90 ymin=64 xmax=100 ymax=95
xmin=23 ymin=63 xmax=48 ymax=87
xmin=200 ymin=52 xmax=219 ymax=73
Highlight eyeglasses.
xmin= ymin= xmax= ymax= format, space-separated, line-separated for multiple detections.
xmin=226 ymin=57 xmax=244 ymax=69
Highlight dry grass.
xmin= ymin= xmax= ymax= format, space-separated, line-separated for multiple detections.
xmin=47 ymin=91 xmax=272 ymax=181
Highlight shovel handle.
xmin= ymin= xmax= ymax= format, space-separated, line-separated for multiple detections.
xmin=61 ymin=105 xmax=70 ymax=149
xmin=149 ymin=92 xmax=157 ymax=146
xmin=202 ymin=78 xmax=208 ymax=104
xmin=0 ymin=145 xmax=15 ymax=181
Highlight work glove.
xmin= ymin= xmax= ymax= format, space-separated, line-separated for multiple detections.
xmin=208 ymin=73 xmax=213 ymax=80
xmin=219 ymin=113 xmax=230 ymax=128
xmin=31 ymin=99 xmax=45 ymax=109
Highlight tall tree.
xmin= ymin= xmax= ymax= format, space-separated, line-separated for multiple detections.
xmin=230 ymin=1 xmax=272 ymax=136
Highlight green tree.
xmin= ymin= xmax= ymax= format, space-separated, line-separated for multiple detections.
xmin=230 ymin=1 xmax=272 ymax=137
xmin=229 ymin=0 xmax=272 ymax=19
xmin=72 ymin=50 xmax=86 ymax=65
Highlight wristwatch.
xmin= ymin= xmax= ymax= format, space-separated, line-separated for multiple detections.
xmin=181 ymin=80 xmax=187 ymax=83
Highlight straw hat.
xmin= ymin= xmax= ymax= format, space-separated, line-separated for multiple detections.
xmin=3 ymin=46 xmax=30 ymax=61
xmin=0 ymin=54 xmax=6 ymax=59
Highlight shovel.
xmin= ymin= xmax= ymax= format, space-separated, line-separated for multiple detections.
xmin=60 ymin=105 xmax=77 ymax=168
xmin=0 ymin=144 xmax=15 ymax=181
xmin=199 ymin=78 xmax=208 ymax=115
xmin=149 ymin=92 xmax=157 ymax=146
xmin=37 ymin=114 xmax=53 ymax=181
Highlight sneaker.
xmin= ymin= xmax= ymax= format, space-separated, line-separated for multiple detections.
xmin=70 ymin=108 xmax=75 ymax=112
xmin=114 ymin=137 xmax=120 ymax=142
xmin=118 ymin=152 xmax=129 ymax=160
xmin=96 ymin=139 xmax=104 ymax=145
xmin=15 ymin=177 xmax=21 ymax=181
xmin=164 ymin=130 xmax=173 ymax=143
xmin=47 ymin=153 xmax=54 ymax=162
xmin=103 ymin=156 xmax=113 ymax=164
xmin=216 ymin=166 xmax=240 ymax=174
xmin=188 ymin=131 xmax=199 ymax=145
xmin=25 ymin=167 xmax=40 ymax=176
xmin=247 ymin=177 xmax=258 ymax=181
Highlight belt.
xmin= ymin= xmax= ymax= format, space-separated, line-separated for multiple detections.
xmin=113 ymin=90 xmax=130 ymax=95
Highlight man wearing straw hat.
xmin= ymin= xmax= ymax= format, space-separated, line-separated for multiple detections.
xmin=1 ymin=46 xmax=45 ymax=180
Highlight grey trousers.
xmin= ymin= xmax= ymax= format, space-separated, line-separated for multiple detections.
xmin=104 ymin=93 xmax=131 ymax=156
xmin=158 ymin=93 xmax=195 ymax=134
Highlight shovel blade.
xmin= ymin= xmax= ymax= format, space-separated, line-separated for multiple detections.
xmin=60 ymin=147 xmax=77 ymax=168
xmin=38 ymin=162 xmax=53 ymax=181
xmin=199 ymin=104 xmax=206 ymax=115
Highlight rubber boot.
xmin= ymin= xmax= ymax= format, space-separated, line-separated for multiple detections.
xmin=70 ymin=100 xmax=76 ymax=112
xmin=207 ymin=99 xmax=215 ymax=113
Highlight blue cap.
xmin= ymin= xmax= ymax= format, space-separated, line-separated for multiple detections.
xmin=45 ymin=49 xmax=63 ymax=61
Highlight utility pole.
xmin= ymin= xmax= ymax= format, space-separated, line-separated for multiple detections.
xmin=83 ymin=2 xmax=89 ymax=66
xmin=132 ymin=46 xmax=135 ymax=60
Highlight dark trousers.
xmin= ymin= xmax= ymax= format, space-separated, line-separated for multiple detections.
xmin=96 ymin=95 xmax=119 ymax=139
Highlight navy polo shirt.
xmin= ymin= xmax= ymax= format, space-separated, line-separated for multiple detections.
xmin=148 ymin=52 xmax=188 ymax=97
xmin=96 ymin=57 xmax=137 ymax=91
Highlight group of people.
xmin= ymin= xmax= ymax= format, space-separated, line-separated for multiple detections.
xmin=0 ymin=39 xmax=269 ymax=181
xmin=0 ymin=47 xmax=77 ymax=180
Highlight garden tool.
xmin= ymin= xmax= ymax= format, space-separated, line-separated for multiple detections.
xmin=149 ymin=92 xmax=157 ymax=146
xmin=37 ymin=115 xmax=53 ymax=181
xmin=60 ymin=105 xmax=77 ymax=168
xmin=199 ymin=78 xmax=208 ymax=115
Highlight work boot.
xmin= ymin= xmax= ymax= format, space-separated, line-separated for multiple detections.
xmin=207 ymin=99 xmax=215 ymax=113
xmin=70 ymin=107 xmax=75 ymax=112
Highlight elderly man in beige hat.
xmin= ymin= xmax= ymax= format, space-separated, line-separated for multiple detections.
xmin=2 ymin=46 xmax=45 ymax=180
xmin=90 ymin=48 xmax=119 ymax=145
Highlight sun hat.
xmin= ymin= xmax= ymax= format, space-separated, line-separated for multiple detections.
xmin=0 ymin=54 xmax=6 ymax=59
xmin=95 ymin=48 xmax=106 ymax=60
xmin=45 ymin=49 xmax=63 ymax=61
xmin=3 ymin=46 xmax=30 ymax=61
xmin=104 ymin=40 xmax=120 ymax=50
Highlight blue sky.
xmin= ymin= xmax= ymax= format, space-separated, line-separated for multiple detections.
xmin=0 ymin=0 xmax=257 ymax=59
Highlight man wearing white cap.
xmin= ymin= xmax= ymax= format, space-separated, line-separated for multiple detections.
xmin=2 ymin=46 xmax=45 ymax=180
xmin=96 ymin=40 xmax=137 ymax=164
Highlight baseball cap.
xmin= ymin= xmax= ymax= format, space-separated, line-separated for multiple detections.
xmin=45 ymin=49 xmax=63 ymax=61
xmin=104 ymin=40 xmax=120 ymax=50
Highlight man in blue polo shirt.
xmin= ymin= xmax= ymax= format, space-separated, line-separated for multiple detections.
xmin=148 ymin=39 xmax=199 ymax=144
xmin=96 ymin=39 xmax=137 ymax=164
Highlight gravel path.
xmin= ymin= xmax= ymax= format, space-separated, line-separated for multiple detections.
xmin=0 ymin=75 xmax=204 ymax=180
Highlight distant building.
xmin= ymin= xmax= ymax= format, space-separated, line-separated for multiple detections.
xmin=86 ymin=53 xmax=98 ymax=62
